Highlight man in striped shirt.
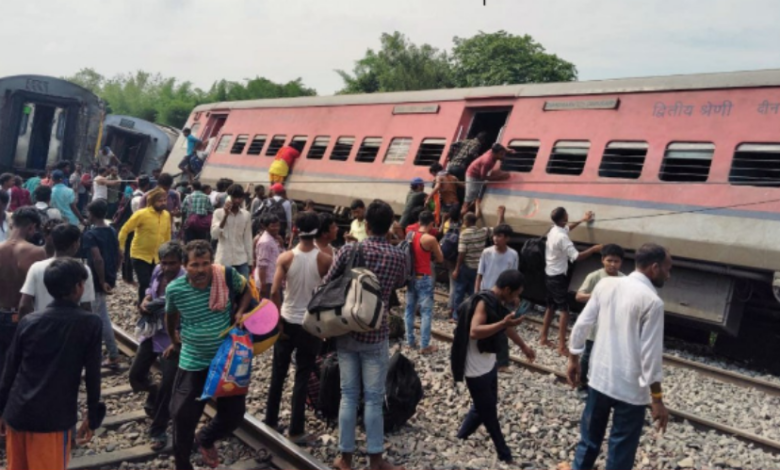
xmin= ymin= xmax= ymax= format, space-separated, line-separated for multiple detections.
xmin=451 ymin=206 xmax=506 ymax=322
xmin=166 ymin=241 xmax=252 ymax=470
xmin=181 ymin=181 xmax=214 ymax=242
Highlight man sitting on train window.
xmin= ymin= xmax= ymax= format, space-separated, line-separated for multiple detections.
xmin=539 ymin=207 xmax=602 ymax=357
xmin=180 ymin=128 xmax=203 ymax=183
xmin=462 ymin=144 xmax=511 ymax=219
xmin=445 ymin=131 xmax=489 ymax=181
xmin=269 ymin=141 xmax=305 ymax=185
xmin=399 ymin=177 xmax=427 ymax=229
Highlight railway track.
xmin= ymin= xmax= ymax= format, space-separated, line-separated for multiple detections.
xmin=68 ymin=326 xmax=330 ymax=470
xmin=423 ymin=324 xmax=780 ymax=456
xmin=432 ymin=290 xmax=780 ymax=398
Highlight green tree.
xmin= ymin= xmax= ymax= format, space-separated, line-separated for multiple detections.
xmin=337 ymin=32 xmax=453 ymax=94
xmin=64 ymin=69 xmax=316 ymax=128
xmin=451 ymin=31 xmax=577 ymax=87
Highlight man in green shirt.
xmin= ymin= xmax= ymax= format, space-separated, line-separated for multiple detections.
xmin=166 ymin=240 xmax=252 ymax=470
xmin=574 ymin=243 xmax=625 ymax=394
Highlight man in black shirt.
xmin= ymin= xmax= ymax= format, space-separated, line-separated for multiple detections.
xmin=0 ymin=258 xmax=105 ymax=470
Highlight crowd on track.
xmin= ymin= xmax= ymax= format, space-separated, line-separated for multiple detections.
xmin=0 ymin=134 xmax=672 ymax=470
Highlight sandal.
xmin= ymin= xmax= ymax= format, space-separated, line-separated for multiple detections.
xmin=101 ymin=358 xmax=121 ymax=370
xmin=198 ymin=444 xmax=220 ymax=468
xmin=150 ymin=435 xmax=167 ymax=451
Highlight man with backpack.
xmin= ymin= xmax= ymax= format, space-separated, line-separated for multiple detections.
xmin=451 ymin=269 xmax=535 ymax=465
xmin=323 ymin=200 xmax=406 ymax=470
xmin=32 ymin=185 xmax=62 ymax=224
xmin=264 ymin=212 xmax=331 ymax=444
xmin=404 ymin=211 xmax=443 ymax=354
xmin=255 ymin=183 xmax=292 ymax=239
xmin=539 ymin=207 xmax=602 ymax=357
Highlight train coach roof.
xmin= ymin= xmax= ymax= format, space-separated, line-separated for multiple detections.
xmin=193 ymin=68 xmax=780 ymax=112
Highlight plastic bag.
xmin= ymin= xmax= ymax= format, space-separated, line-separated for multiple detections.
xmin=200 ymin=327 xmax=253 ymax=400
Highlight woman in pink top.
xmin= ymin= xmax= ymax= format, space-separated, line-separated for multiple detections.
xmin=463 ymin=143 xmax=511 ymax=217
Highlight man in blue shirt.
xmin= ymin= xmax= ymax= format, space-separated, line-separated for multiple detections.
xmin=180 ymin=128 xmax=203 ymax=183
xmin=50 ymin=170 xmax=85 ymax=226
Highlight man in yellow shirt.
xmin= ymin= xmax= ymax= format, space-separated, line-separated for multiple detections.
xmin=119 ymin=190 xmax=172 ymax=304
xmin=344 ymin=199 xmax=367 ymax=243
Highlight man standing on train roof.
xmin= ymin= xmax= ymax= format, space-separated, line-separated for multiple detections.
xmin=0 ymin=258 xmax=105 ymax=470
xmin=539 ymin=207 xmax=603 ymax=357
xmin=268 ymin=141 xmax=305 ymax=185
xmin=445 ymin=131 xmax=489 ymax=181
xmin=50 ymin=170 xmax=86 ymax=226
xmin=567 ymin=243 xmax=671 ymax=470
xmin=462 ymin=144 xmax=511 ymax=219
xmin=166 ymin=240 xmax=253 ymax=470
xmin=211 ymin=184 xmax=253 ymax=279
xmin=399 ymin=177 xmax=427 ymax=229
xmin=0 ymin=208 xmax=46 ymax=381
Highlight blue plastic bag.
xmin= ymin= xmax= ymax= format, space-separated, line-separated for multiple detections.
xmin=200 ymin=327 xmax=253 ymax=400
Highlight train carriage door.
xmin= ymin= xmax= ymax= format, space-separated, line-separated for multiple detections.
xmin=458 ymin=107 xmax=512 ymax=147
xmin=198 ymin=113 xmax=228 ymax=156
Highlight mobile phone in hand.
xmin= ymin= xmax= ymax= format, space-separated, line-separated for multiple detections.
xmin=514 ymin=300 xmax=531 ymax=319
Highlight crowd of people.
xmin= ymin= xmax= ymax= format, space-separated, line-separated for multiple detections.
xmin=0 ymin=136 xmax=672 ymax=470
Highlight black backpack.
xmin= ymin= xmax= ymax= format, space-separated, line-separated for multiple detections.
xmin=440 ymin=226 xmax=460 ymax=262
xmin=316 ymin=352 xmax=341 ymax=426
xmin=254 ymin=198 xmax=288 ymax=236
xmin=520 ymin=231 xmax=549 ymax=276
xmin=383 ymin=351 xmax=423 ymax=432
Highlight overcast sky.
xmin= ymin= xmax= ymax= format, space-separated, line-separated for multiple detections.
xmin=2 ymin=0 xmax=779 ymax=95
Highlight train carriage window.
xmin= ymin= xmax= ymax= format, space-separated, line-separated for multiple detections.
xmin=266 ymin=135 xmax=286 ymax=156
xmin=330 ymin=137 xmax=355 ymax=161
xmin=292 ymin=135 xmax=308 ymax=146
xmin=215 ymin=135 xmax=233 ymax=154
xmin=383 ymin=138 xmax=411 ymax=165
xmin=356 ymin=137 xmax=384 ymax=163
xmin=180 ymin=123 xmax=201 ymax=149
xmin=547 ymin=141 xmax=590 ymax=176
xmin=729 ymin=143 xmax=780 ymax=187
xmin=414 ymin=138 xmax=446 ymax=166
xmin=246 ymin=134 xmax=267 ymax=155
xmin=307 ymin=136 xmax=330 ymax=160
xmin=504 ymin=140 xmax=540 ymax=173
xmin=599 ymin=141 xmax=648 ymax=179
xmin=18 ymin=105 xmax=31 ymax=137
xmin=230 ymin=134 xmax=249 ymax=154
xmin=659 ymin=143 xmax=714 ymax=182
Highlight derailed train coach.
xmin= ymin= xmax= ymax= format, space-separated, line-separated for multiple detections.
xmin=0 ymin=75 xmax=103 ymax=173
xmin=164 ymin=69 xmax=780 ymax=364
xmin=102 ymin=114 xmax=180 ymax=175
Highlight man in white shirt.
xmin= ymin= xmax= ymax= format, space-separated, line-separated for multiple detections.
xmin=33 ymin=185 xmax=62 ymax=222
xmin=19 ymin=224 xmax=96 ymax=316
xmin=210 ymin=184 xmax=253 ymax=279
xmin=567 ymin=243 xmax=671 ymax=470
xmin=92 ymin=167 xmax=121 ymax=202
xmin=131 ymin=175 xmax=151 ymax=214
xmin=98 ymin=146 xmax=121 ymax=168
xmin=539 ymin=207 xmax=602 ymax=356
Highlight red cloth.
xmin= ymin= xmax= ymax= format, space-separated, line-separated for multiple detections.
xmin=466 ymin=150 xmax=499 ymax=180
xmin=405 ymin=223 xmax=439 ymax=237
xmin=411 ymin=232 xmax=432 ymax=276
xmin=274 ymin=146 xmax=301 ymax=168
xmin=9 ymin=187 xmax=31 ymax=211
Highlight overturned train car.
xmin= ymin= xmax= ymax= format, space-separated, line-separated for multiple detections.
xmin=102 ymin=114 xmax=180 ymax=175
xmin=0 ymin=75 xmax=103 ymax=173
xmin=163 ymin=69 xmax=780 ymax=362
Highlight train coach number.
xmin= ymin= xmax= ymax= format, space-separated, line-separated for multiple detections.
xmin=25 ymin=79 xmax=49 ymax=94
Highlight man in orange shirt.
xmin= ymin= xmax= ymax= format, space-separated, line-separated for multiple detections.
xmin=268 ymin=141 xmax=305 ymax=185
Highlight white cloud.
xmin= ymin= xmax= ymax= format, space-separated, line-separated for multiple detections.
xmin=0 ymin=0 xmax=778 ymax=95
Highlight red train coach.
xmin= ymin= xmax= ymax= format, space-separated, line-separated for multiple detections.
xmin=163 ymin=69 xmax=780 ymax=351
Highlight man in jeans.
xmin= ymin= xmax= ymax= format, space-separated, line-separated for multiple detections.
xmin=452 ymin=206 xmax=506 ymax=322
xmin=211 ymin=184 xmax=253 ymax=278
xmin=265 ymin=212 xmax=332 ymax=443
xmin=166 ymin=241 xmax=253 ymax=470
xmin=325 ymin=200 xmax=406 ymax=470
xmin=404 ymin=211 xmax=443 ymax=354
xmin=567 ymin=244 xmax=671 ymax=470
xmin=82 ymin=199 xmax=122 ymax=369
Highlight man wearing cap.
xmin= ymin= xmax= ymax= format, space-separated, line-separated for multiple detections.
xmin=399 ymin=177 xmax=427 ymax=229
xmin=211 ymin=184 xmax=253 ymax=279
xmin=50 ymin=170 xmax=85 ymax=226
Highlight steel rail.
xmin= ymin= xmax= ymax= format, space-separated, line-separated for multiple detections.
xmin=113 ymin=325 xmax=329 ymax=470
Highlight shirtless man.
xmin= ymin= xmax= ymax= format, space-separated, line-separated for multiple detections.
xmin=0 ymin=207 xmax=46 ymax=378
